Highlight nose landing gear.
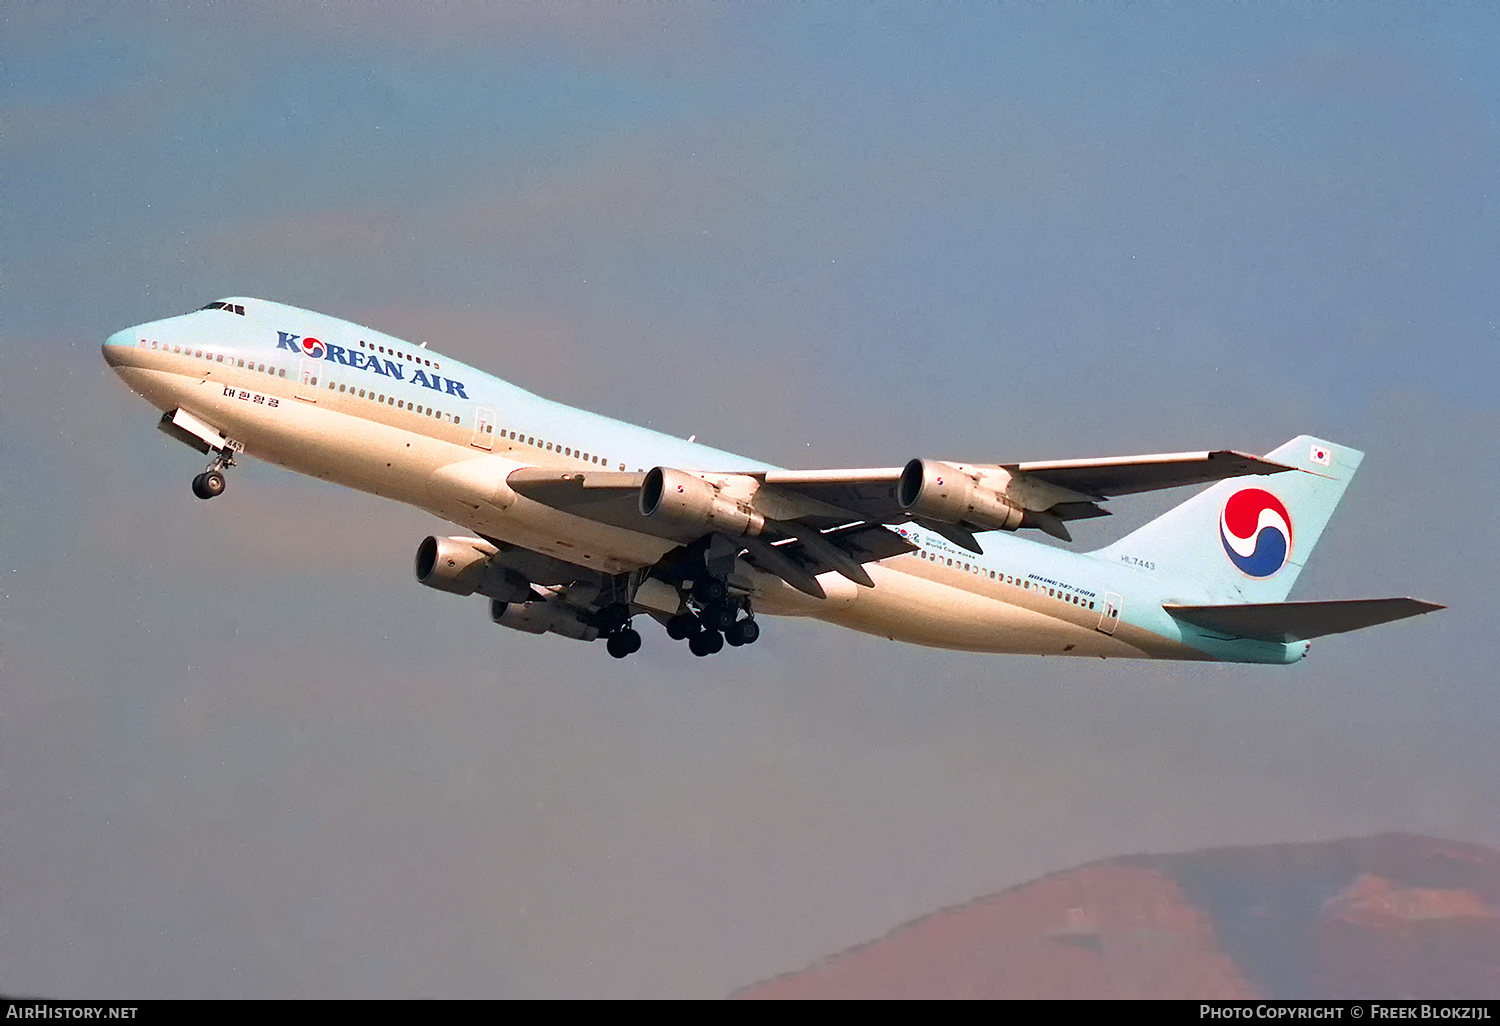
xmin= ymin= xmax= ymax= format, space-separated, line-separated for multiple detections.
xmin=191 ymin=449 xmax=236 ymax=500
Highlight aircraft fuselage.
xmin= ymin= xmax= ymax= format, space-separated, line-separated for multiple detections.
xmin=103 ymin=297 xmax=1400 ymax=665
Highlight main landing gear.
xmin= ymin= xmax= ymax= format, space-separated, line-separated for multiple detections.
xmin=597 ymin=579 xmax=762 ymax=660
xmin=597 ymin=602 xmax=644 ymax=660
xmin=665 ymin=579 xmax=760 ymax=658
xmin=605 ymin=627 xmax=643 ymax=659
xmin=191 ymin=449 xmax=235 ymax=500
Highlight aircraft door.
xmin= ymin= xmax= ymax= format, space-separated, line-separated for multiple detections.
xmin=471 ymin=407 xmax=497 ymax=450
xmin=296 ymin=358 xmax=320 ymax=402
xmin=1097 ymin=592 xmax=1122 ymax=635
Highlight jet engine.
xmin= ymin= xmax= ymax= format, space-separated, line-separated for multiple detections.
xmin=897 ymin=459 xmax=1026 ymax=532
xmin=414 ymin=535 xmax=533 ymax=603
xmin=489 ymin=597 xmax=598 ymax=641
xmin=638 ymin=467 xmax=766 ymax=537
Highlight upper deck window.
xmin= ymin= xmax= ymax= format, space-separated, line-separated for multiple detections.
xmin=199 ymin=301 xmax=245 ymax=315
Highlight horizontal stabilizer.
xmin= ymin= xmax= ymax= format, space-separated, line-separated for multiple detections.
xmin=1164 ymin=598 xmax=1444 ymax=643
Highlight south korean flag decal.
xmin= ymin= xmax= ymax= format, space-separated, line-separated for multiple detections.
xmin=1310 ymin=443 xmax=1332 ymax=467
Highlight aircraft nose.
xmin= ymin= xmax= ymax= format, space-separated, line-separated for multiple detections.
xmin=101 ymin=327 xmax=137 ymax=368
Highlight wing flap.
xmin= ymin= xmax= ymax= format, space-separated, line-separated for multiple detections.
xmin=1164 ymin=598 xmax=1444 ymax=642
xmin=824 ymin=521 xmax=918 ymax=563
xmin=742 ymin=522 xmax=916 ymax=594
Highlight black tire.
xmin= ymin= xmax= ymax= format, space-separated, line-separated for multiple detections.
xmin=688 ymin=630 xmax=720 ymax=657
xmin=606 ymin=633 xmax=631 ymax=659
xmin=619 ymin=627 xmax=642 ymax=655
xmin=191 ymin=471 xmax=224 ymax=500
xmin=726 ymin=619 xmax=759 ymax=647
xmin=665 ymin=613 xmax=699 ymax=640
xmin=707 ymin=604 xmax=736 ymax=631
xmin=695 ymin=578 xmax=727 ymax=605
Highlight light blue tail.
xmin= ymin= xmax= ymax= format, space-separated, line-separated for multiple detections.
xmin=1091 ymin=435 xmax=1362 ymax=603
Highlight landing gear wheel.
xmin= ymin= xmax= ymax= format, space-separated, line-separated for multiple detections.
xmin=694 ymin=578 xmax=728 ymax=606
xmin=725 ymin=619 xmax=760 ymax=647
xmin=688 ymin=629 xmax=724 ymax=657
xmin=192 ymin=469 xmax=226 ymax=500
xmin=665 ymin=613 xmax=700 ymax=641
xmin=606 ymin=627 xmax=642 ymax=659
xmin=706 ymin=604 xmax=737 ymax=632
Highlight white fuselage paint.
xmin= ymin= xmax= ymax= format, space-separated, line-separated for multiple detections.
xmin=103 ymin=299 xmax=1303 ymax=664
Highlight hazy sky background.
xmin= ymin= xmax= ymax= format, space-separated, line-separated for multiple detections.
xmin=4 ymin=1 xmax=1497 ymax=999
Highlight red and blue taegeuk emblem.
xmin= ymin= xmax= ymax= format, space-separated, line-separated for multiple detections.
xmin=1219 ymin=488 xmax=1292 ymax=578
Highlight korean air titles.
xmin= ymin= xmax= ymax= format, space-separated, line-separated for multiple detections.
xmin=275 ymin=332 xmax=469 ymax=398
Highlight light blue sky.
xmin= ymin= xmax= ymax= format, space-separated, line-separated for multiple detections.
xmin=4 ymin=2 xmax=1497 ymax=998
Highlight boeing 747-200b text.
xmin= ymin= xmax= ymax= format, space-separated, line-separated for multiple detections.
xmin=103 ymin=299 xmax=1440 ymax=663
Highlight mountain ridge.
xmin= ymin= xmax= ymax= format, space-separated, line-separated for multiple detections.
xmin=734 ymin=833 xmax=1500 ymax=999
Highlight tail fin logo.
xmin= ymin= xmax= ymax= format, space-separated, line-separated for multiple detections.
xmin=1220 ymin=488 xmax=1292 ymax=578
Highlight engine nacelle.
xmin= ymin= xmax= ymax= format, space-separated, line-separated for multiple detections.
xmin=415 ymin=535 xmax=532 ymax=603
xmin=489 ymin=598 xmax=598 ymax=641
xmin=897 ymin=459 xmax=1025 ymax=532
xmin=639 ymin=467 xmax=766 ymax=537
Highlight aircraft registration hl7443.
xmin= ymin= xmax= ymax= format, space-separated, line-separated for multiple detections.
xmin=102 ymin=299 xmax=1441 ymax=663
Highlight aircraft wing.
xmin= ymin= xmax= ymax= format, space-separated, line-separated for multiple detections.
xmin=754 ymin=468 xmax=905 ymax=524
xmin=507 ymin=467 xmax=915 ymax=597
xmin=506 ymin=468 xmax=651 ymax=533
xmin=1004 ymin=449 xmax=1296 ymax=497
xmin=1164 ymin=598 xmax=1445 ymax=643
xmin=505 ymin=447 xmax=1298 ymax=595
xmin=506 ymin=466 xmax=911 ymax=540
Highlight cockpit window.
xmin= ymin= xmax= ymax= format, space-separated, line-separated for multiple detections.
xmin=199 ymin=301 xmax=245 ymax=315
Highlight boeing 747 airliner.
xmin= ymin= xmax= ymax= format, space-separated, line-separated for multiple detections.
xmin=102 ymin=298 xmax=1440 ymax=662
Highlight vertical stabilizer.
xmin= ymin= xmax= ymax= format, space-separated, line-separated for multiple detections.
xmin=1091 ymin=436 xmax=1362 ymax=603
